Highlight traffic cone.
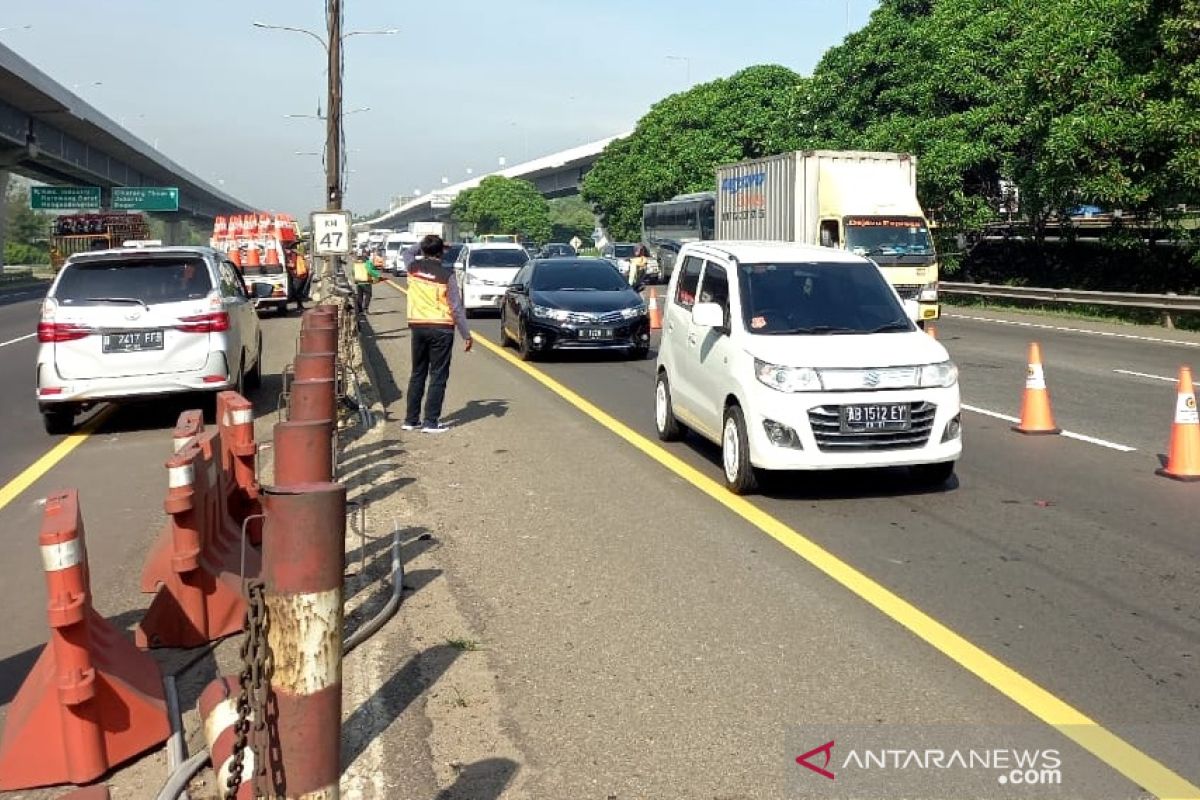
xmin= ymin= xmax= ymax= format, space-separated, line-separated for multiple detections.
xmin=1156 ymin=366 xmax=1200 ymax=481
xmin=264 ymin=243 xmax=281 ymax=268
xmin=926 ymin=323 xmax=938 ymax=339
xmin=1013 ymin=342 xmax=1061 ymax=435
xmin=648 ymin=288 xmax=662 ymax=331
xmin=245 ymin=245 xmax=261 ymax=268
xmin=228 ymin=246 xmax=242 ymax=267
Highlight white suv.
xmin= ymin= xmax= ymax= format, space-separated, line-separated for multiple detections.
xmin=35 ymin=246 xmax=264 ymax=434
xmin=654 ymin=241 xmax=961 ymax=494
xmin=453 ymin=242 xmax=530 ymax=316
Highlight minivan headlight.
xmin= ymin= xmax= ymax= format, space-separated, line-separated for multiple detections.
xmin=754 ymin=359 xmax=823 ymax=392
xmin=532 ymin=304 xmax=570 ymax=322
xmin=918 ymin=360 xmax=958 ymax=388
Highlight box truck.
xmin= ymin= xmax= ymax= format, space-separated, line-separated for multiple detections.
xmin=714 ymin=150 xmax=940 ymax=323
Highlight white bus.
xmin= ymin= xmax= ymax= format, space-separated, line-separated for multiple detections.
xmin=641 ymin=192 xmax=715 ymax=280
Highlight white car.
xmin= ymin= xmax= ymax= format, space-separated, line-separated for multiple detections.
xmin=654 ymin=241 xmax=961 ymax=494
xmin=35 ymin=245 xmax=264 ymax=434
xmin=453 ymin=242 xmax=530 ymax=317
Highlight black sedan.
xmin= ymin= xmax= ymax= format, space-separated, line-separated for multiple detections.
xmin=499 ymin=258 xmax=651 ymax=360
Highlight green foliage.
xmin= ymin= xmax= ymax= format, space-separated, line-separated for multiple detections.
xmin=450 ymin=176 xmax=551 ymax=242
xmin=583 ymin=64 xmax=807 ymax=241
xmin=6 ymin=183 xmax=53 ymax=246
xmin=4 ymin=241 xmax=49 ymax=265
xmin=548 ymin=196 xmax=596 ymax=244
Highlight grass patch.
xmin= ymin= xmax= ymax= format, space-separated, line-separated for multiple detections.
xmin=446 ymin=637 xmax=481 ymax=652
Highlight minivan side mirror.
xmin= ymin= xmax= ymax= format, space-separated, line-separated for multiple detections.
xmin=692 ymin=302 xmax=725 ymax=330
xmin=250 ymin=282 xmax=274 ymax=299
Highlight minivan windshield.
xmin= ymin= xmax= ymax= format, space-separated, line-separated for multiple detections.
xmin=55 ymin=257 xmax=214 ymax=306
xmin=469 ymin=249 xmax=529 ymax=268
xmin=532 ymin=261 xmax=628 ymax=292
xmin=736 ymin=261 xmax=913 ymax=335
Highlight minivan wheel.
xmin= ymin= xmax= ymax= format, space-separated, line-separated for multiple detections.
xmin=245 ymin=337 xmax=263 ymax=391
xmin=42 ymin=407 xmax=75 ymax=436
xmin=654 ymin=373 xmax=683 ymax=441
xmin=722 ymin=404 xmax=759 ymax=494
xmin=911 ymin=460 xmax=955 ymax=487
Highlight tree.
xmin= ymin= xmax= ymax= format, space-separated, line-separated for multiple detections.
xmin=583 ymin=64 xmax=807 ymax=241
xmin=450 ymin=176 xmax=551 ymax=242
xmin=548 ymin=197 xmax=596 ymax=244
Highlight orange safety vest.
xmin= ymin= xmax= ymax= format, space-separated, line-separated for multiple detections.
xmin=294 ymin=253 xmax=308 ymax=278
xmin=406 ymin=259 xmax=454 ymax=327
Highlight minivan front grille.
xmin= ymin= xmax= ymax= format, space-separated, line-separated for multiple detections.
xmin=808 ymin=402 xmax=937 ymax=452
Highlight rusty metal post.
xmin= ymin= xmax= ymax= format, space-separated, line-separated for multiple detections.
xmin=274 ymin=420 xmax=334 ymax=485
xmin=290 ymin=378 xmax=336 ymax=423
xmin=298 ymin=325 xmax=336 ymax=356
xmin=261 ymin=483 xmax=346 ymax=799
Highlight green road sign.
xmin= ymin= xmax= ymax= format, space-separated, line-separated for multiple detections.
xmin=112 ymin=187 xmax=180 ymax=211
xmin=30 ymin=186 xmax=102 ymax=211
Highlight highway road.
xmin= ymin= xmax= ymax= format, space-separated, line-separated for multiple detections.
xmin=411 ymin=288 xmax=1199 ymax=796
xmin=1 ymin=278 xmax=1198 ymax=797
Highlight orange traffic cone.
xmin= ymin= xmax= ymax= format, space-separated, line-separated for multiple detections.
xmin=926 ymin=324 xmax=938 ymax=339
xmin=264 ymin=243 xmax=281 ymax=268
xmin=1013 ymin=342 xmax=1061 ymax=435
xmin=648 ymin=287 xmax=662 ymax=331
xmin=1156 ymin=366 xmax=1200 ymax=481
xmin=228 ymin=246 xmax=242 ymax=267
xmin=245 ymin=245 xmax=261 ymax=268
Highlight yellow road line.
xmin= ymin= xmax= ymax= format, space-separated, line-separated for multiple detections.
xmin=384 ymin=279 xmax=1199 ymax=798
xmin=0 ymin=407 xmax=114 ymax=513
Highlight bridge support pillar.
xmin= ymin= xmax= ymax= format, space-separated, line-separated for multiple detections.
xmin=0 ymin=169 xmax=8 ymax=268
xmin=164 ymin=219 xmax=183 ymax=246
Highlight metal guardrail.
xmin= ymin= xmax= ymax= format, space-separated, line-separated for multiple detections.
xmin=940 ymin=282 xmax=1200 ymax=313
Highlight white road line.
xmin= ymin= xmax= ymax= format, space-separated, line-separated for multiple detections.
xmin=945 ymin=313 xmax=1200 ymax=348
xmin=0 ymin=332 xmax=35 ymax=348
xmin=1112 ymin=368 xmax=1178 ymax=383
xmin=961 ymin=404 xmax=1138 ymax=452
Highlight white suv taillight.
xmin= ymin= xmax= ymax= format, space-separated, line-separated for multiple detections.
xmin=176 ymin=311 xmax=230 ymax=333
xmin=37 ymin=321 xmax=92 ymax=342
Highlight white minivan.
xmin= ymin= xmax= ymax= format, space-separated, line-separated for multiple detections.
xmin=385 ymin=232 xmax=419 ymax=274
xmin=453 ymin=242 xmax=530 ymax=316
xmin=654 ymin=241 xmax=961 ymax=494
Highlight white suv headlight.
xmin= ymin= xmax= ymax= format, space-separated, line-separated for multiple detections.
xmin=918 ymin=360 xmax=958 ymax=387
xmin=754 ymin=359 xmax=823 ymax=392
xmin=532 ymin=304 xmax=570 ymax=322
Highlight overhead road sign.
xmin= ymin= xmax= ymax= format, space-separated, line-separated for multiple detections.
xmin=112 ymin=187 xmax=180 ymax=212
xmin=311 ymin=211 xmax=353 ymax=255
xmin=30 ymin=186 xmax=101 ymax=211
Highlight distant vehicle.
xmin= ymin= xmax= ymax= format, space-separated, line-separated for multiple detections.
xmin=442 ymin=243 xmax=464 ymax=266
xmin=654 ymin=240 xmax=960 ymax=494
xmin=452 ymin=243 xmax=530 ymax=316
xmin=600 ymin=242 xmax=659 ymax=281
xmin=35 ymin=246 xmax=265 ymax=434
xmin=538 ymin=243 xmax=577 ymax=258
xmin=641 ymin=192 xmax=715 ymax=281
xmin=385 ymin=232 xmax=420 ymax=274
xmin=478 ymin=234 xmax=519 ymax=244
xmin=409 ymin=221 xmax=445 ymax=239
xmin=49 ymin=213 xmax=151 ymax=269
xmin=713 ymin=150 xmax=941 ymax=325
xmin=499 ymin=257 xmax=650 ymax=361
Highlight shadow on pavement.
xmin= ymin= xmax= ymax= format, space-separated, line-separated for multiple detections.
xmin=340 ymin=643 xmax=462 ymax=772
xmin=435 ymin=757 xmax=520 ymax=800
xmin=443 ymin=398 xmax=509 ymax=427
xmin=680 ymin=433 xmax=961 ymax=499
xmin=359 ymin=318 xmax=404 ymax=410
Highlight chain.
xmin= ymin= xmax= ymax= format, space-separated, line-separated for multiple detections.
xmin=225 ymin=580 xmax=268 ymax=799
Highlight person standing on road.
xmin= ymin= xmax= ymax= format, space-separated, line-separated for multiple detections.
xmin=404 ymin=235 xmax=473 ymax=433
xmin=629 ymin=243 xmax=649 ymax=286
xmin=353 ymin=252 xmax=383 ymax=315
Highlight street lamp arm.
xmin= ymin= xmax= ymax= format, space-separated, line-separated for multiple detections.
xmin=252 ymin=21 xmax=328 ymax=51
xmin=343 ymin=29 xmax=400 ymax=38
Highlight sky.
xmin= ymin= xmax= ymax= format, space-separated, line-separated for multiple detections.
xmin=3 ymin=0 xmax=878 ymax=218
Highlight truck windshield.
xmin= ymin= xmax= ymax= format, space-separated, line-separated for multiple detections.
xmin=844 ymin=216 xmax=934 ymax=257
xmin=736 ymin=261 xmax=913 ymax=335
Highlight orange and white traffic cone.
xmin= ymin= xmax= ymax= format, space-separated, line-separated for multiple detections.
xmin=1156 ymin=366 xmax=1200 ymax=481
xmin=1013 ymin=342 xmax=1061 ymax=435
xmin=926 ymin=323 xmax=938 ymax=339
xmin=648 ymin=287 xmax=662 ymax=331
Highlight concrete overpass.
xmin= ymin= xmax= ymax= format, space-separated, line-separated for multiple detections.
xmin=359 ymin=132 xmax=631 ymax=231
xmin=0 ymin=42 xmax=249 ymax=225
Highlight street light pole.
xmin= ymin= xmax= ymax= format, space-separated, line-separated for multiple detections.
xmin=326 ymin=0 xmax=342 ymax=212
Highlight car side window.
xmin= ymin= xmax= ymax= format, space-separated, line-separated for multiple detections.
xmin=225 ymin=262 xmax=250 ymax=298
xmin=513 ymin=265 xmax=531 ymax=287
xmin=218 ymin=262 xmax=245 ymax=300
xmin=698 ymin=261 xmax=730 ymax=329
xmin=674 ymin=256 xmax=703 ymax=310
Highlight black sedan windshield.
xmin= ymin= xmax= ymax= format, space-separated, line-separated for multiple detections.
xmin=532 ymin=261 xmax=628 ymax=292
xmin=736 ymin=261 xmax=912 ymax=335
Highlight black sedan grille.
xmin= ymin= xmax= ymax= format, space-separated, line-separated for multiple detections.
xmin=807 ymin=402 xmax=937 ymax=452
xmin=562 ymin=310 xmax=627 ymax=326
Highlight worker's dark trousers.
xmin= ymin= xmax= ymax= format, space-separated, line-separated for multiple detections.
xmin=405 ymin=326 xmax=455 ymax=426
xmin=356 ymin=282 xmax=373 ymax=314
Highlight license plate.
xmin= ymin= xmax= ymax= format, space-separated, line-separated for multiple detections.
xmin=841 ymin=403 xmax=910 ymax=432
xmin=102 ymin=329 xmax=164 ymax=353
xmin=579 ymin=328 xmax=613 ymax=340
